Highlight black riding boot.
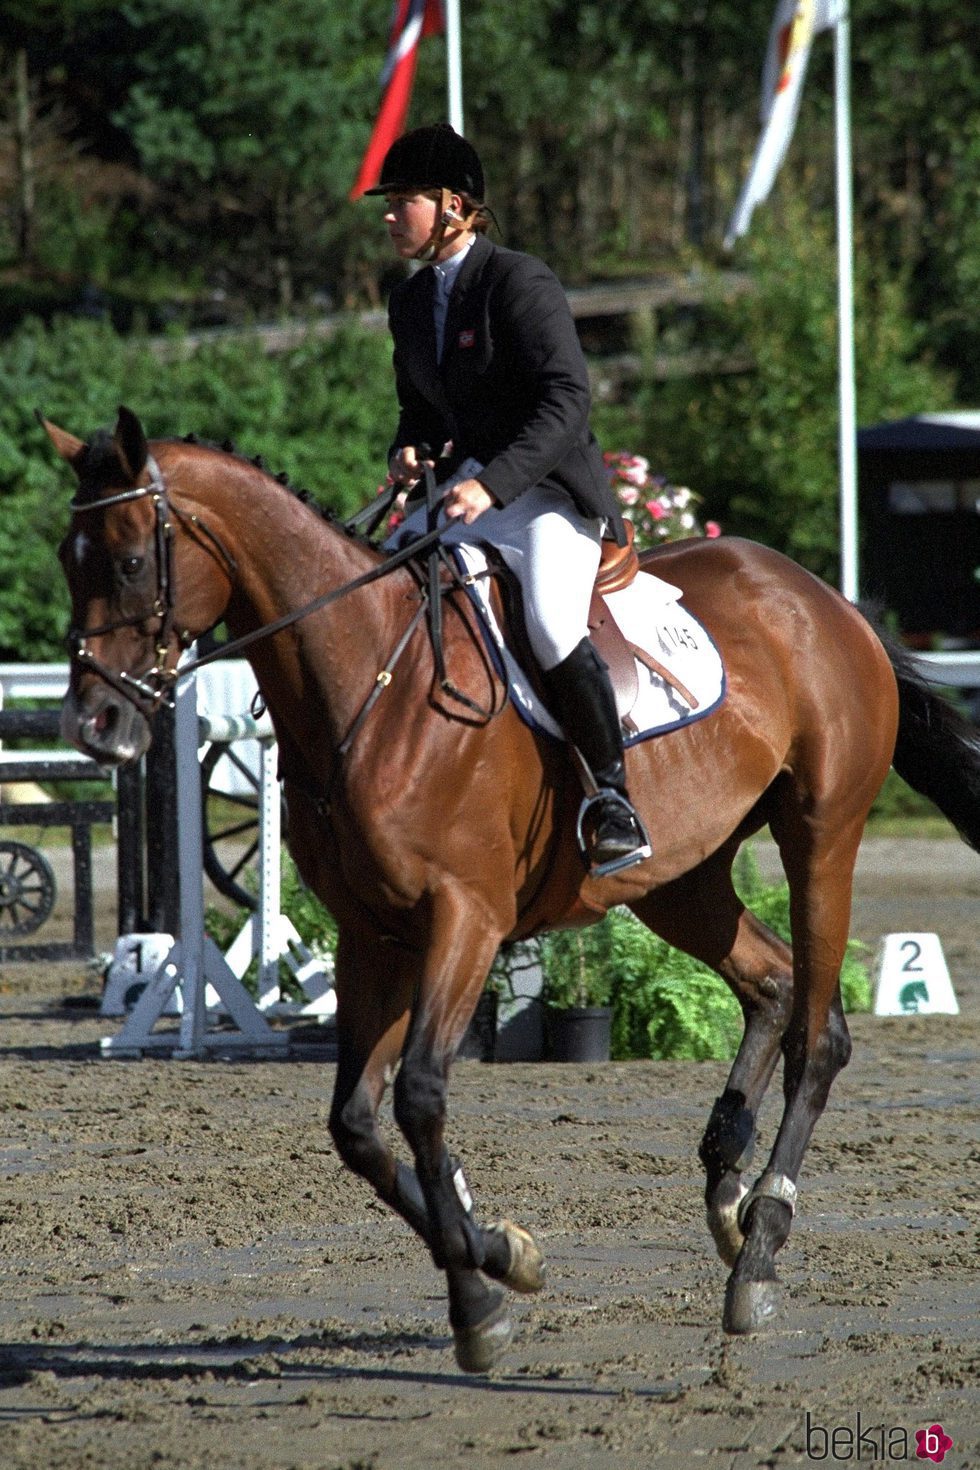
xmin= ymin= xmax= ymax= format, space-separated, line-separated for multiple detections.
xmin=542 ymin=638 xmax=652 ymax=872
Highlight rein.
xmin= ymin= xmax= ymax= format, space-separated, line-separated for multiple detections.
xmin=69 ymin=455 xmax=494 ymax=725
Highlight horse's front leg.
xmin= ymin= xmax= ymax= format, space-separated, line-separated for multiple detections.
xmin=392 ymin=885 xmax=540 ymax=1373
xmin=327 ymin=924 xmax=542 ymax=1312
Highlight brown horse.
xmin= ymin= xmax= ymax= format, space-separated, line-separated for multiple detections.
xmin=46 ymin=407 xmax=980 ymax=1371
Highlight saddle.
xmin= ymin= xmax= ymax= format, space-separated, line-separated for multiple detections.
xmin=591 ymin=522 xmax=642 ymax=725
xmin=484 ymin=520 xmax=696 ymax=733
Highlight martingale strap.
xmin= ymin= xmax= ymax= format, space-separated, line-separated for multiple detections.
xmin=337 ymin=600 xmax=428 ymax=757
xmin=405 ymin=448 xmax=496 ymax=723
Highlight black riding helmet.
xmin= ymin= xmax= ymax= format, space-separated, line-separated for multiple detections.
xmin=363 ymin=122 xmax=485 ymax=202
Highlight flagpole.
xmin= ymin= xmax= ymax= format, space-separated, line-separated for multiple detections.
xmin=834 ymin=7 xmax=858 ymax=602
xmin=445 ymin=0 xmax=463 ymax=133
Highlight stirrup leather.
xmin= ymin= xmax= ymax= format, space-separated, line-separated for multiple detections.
xmin=575 ymin=788 xmax=652 ymax=879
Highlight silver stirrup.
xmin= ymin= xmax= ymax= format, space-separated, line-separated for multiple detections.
xmin=575 ymin=789 xmax=652 ymax=879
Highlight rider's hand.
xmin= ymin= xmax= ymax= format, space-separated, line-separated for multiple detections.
xmin=443 ymin=478 xmax=496 ymax=525
xmin=389 ymin=445 xmax=433 ymax=486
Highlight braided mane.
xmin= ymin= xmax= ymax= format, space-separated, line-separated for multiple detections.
xmin=176 ymin=434 xmax=375 ymax=545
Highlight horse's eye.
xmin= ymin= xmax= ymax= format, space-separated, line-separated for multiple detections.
xmin=119 ymin=555 xmax=145 ymax=578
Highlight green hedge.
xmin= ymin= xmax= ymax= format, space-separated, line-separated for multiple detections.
xmin=0 ymin=316 xmax=394 ymax=660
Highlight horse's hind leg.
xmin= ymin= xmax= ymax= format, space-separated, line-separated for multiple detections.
xmin=723 ymin=821 xmax=861 ymax=1334
xmin=629 ymin=845 xmax=793 ymax=1266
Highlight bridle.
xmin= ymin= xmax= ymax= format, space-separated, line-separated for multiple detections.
xmin=66 ymin=453 xmax=482 ymax=721
xmin=68 ymin=454 xmax=244 ymax=711
xmin=67 ymin=454 xmax=193 ymax=712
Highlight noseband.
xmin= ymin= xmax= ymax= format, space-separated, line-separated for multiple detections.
xmin=67 ymin=455 xmax=230 ymax=713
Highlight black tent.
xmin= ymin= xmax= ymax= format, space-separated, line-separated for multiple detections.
xmin=858 ymin=413 xmax=980 ymax=639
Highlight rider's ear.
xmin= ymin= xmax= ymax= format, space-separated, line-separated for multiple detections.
xmin=114 ymin=405 xmax=149 ymax=483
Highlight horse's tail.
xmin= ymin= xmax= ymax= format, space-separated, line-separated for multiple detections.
xmin=868 ymin=614 xmax=980 ymax=852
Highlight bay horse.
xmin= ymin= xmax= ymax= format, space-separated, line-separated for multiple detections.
xmin=46 ymin=407 xmax=980 ymax=1371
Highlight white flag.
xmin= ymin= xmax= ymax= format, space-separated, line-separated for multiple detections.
xmin=724 ymin=0 xmax=842 ymax=248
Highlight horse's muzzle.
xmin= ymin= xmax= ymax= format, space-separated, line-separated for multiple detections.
xmin=60 ymin=685 xmax=152 ymax=766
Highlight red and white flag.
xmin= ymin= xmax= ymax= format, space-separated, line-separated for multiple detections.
xmin=724 ymin=0 xmax=841 ymax=248
xmin=349 ymin=0 xmax=445 ymax=200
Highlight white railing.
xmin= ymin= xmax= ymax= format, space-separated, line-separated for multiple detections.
xmin=0 ymin=659 xmax=334 ymax=1054
xmin=7 ymin=652 xmax=978 ymax=703
xmin=0 ymin=661 xmax=263 ymax=796
xmin=0 ymin=662 xmax=72 ymax=700
xmin=913 ymin=650 xmax=980 ymax=688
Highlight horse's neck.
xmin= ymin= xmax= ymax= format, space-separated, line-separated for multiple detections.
xmin=192 ymin=458 xmax=397 ymax=749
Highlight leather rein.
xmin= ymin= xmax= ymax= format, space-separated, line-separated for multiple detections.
xmin=67 ymin=455 xmax=493 ymax=725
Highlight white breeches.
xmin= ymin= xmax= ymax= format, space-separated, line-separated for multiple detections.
xmin=435 ymin=484 xmax=603 ymax=670
xmin=388 ymin=480 xmax=604 ymax=670
xmin=472 ymin=487 xmax=602 ymax=669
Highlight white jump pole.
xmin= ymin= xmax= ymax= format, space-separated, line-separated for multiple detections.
xmin=101 ymin=668 xmax=288 ymax=1057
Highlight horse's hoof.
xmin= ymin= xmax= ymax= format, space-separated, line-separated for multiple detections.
xmin=707 ymin=1181 xmax=748 ymax=1268
xmin=493 ymin=1219 xmax=545 ymax=1294
xmin=453 ymin=1297 xmax=514 ymax=1374
xmin=723 ymin=1277 xmax=780 ymax=1335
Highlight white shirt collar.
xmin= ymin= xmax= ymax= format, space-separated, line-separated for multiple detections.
xmin=432 ymin=237 xmax=474 ymax=293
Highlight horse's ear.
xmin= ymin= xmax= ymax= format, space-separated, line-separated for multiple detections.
xmin=36 ymin=412 xmax=89 ymax=474
xmin=114 ymin=405 xmax=149 ymax=482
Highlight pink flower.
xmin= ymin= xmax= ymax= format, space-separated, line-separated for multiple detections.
xmin=617 ymin=484 xmax=640 ymax=506
xmin=645 ymin=500 xmax=667 ymax=521
xmin=620 ymin=456 xmax=649 ymax=486
xmin=705 ymin=520 xmax=721 ymax=538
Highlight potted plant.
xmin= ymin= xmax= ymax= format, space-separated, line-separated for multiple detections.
xmin=457 ymin=982 xmax=500 ymax=1062
xmin=539 ymin=926 xmax=614 ymax=1062
xmin=457 ymin=940 xmax=540 ymax=1062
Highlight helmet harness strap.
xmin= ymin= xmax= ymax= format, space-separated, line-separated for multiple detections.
xmin=415 ymin=187 xmax=481 ymax=262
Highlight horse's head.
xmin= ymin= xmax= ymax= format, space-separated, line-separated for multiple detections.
xmin=45 ymin=406 xmax=233 ymax=765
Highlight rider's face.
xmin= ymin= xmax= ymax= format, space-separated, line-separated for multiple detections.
xmin=383 ymin=192 xmax=438 ymax=259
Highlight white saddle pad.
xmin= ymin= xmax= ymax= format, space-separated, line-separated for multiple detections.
xmin=454 ymin=543 xmax=726 ymax=745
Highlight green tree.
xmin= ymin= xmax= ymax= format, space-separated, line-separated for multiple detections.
xmin=632 ymin=192 xmax=954 ymax=584
xmin=0 ymin=314 xmax=394 ymax=659
xmin=113 ymin=0 xmax=386 ymax=306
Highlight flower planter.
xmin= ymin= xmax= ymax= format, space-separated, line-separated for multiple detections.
xmin=545 ymin=1004 xmax=612 ymax=1062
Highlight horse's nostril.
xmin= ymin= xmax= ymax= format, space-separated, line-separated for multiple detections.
xmin=94 ymin=705 xmax=116 ymax=735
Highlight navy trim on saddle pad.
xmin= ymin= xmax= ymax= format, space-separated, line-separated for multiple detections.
xmin=453 ymin=550 xmax=727 ymax=746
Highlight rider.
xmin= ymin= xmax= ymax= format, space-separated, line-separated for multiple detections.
xmin=365 ymin=122 xmax=650 ymax=874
